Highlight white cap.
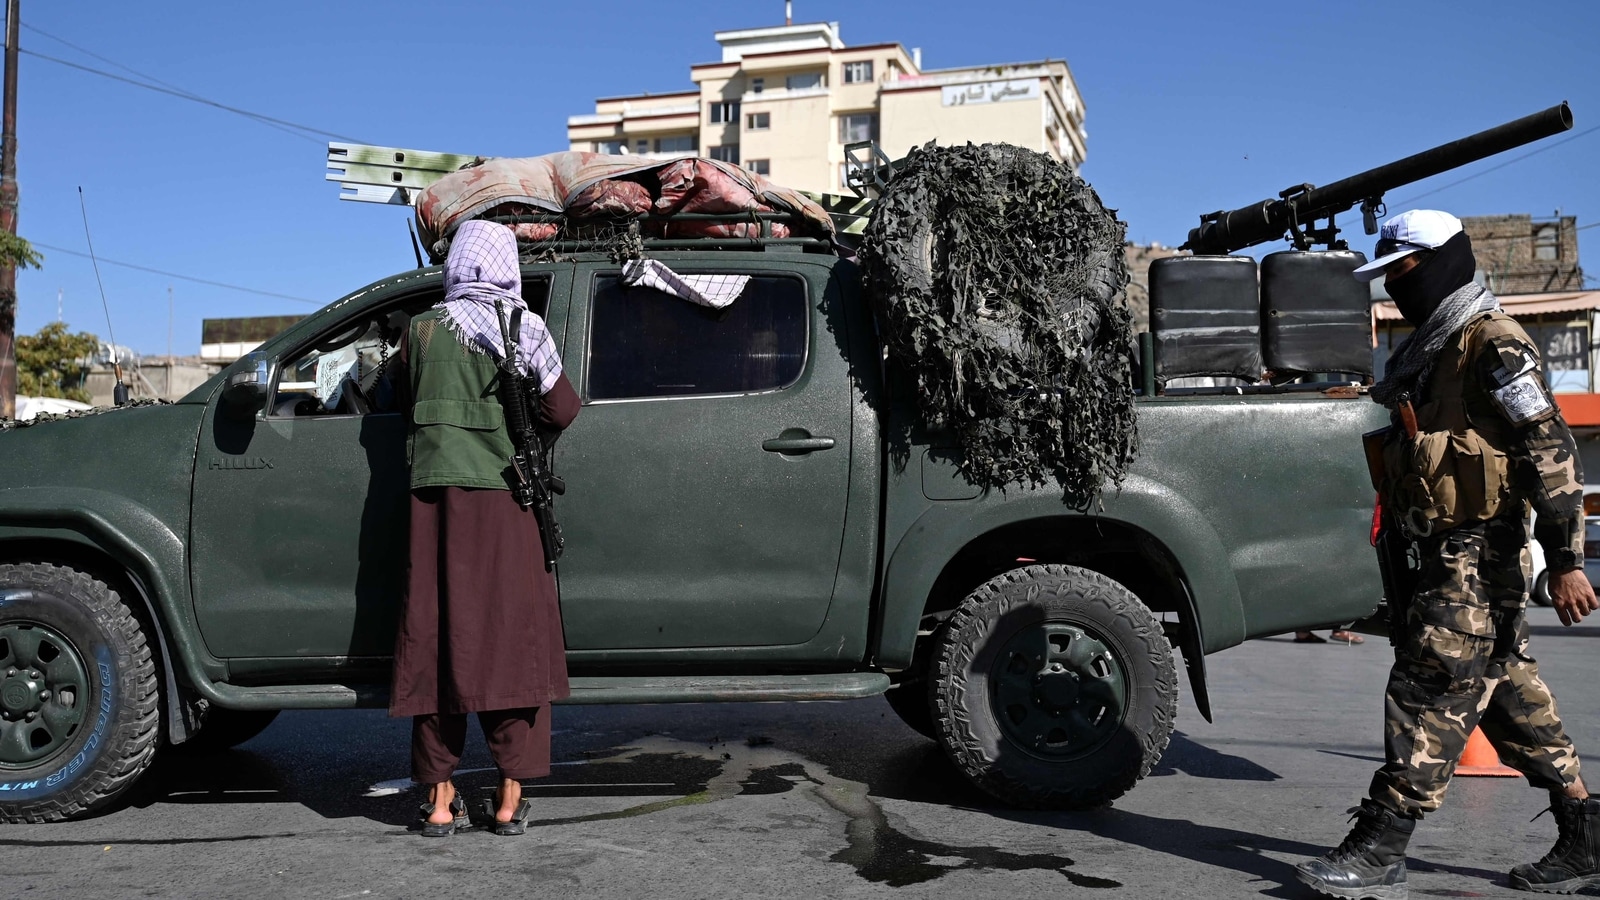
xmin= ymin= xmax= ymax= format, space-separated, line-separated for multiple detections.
xmin=1351 ymin=209 xmax=1463 ymax=282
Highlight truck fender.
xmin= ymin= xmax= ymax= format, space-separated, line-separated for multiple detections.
xmin=0 ymin=488 xmax=226 ymax=729
xmin=876 ymin=473 xmax=1246 ymax=677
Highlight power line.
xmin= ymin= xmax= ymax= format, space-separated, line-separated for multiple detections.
xmin=21 ymin=22 xmax=315 ymax=143
xmin=20 ymin=47 xmax=366 ymax=144
xmin=1390 ymin=123 xmax=1600 ymax=208
xmin=30 ymin=242 xmax=320 ymax=305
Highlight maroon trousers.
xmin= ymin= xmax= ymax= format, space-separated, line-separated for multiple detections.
xmin=411 ymin=706 xmax=552 ymax=782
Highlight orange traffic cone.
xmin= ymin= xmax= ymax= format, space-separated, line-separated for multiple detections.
xmin=1456 ymin=726 xmax=1519 ymax=777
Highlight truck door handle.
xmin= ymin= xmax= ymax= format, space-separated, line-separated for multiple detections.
xmin=762 ymin=432 xmax=836 ymax=454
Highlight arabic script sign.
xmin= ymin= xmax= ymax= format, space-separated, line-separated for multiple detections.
xmin=941 ymin=79 xmax=1041 ymax=108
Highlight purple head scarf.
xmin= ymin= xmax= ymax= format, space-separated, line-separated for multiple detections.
xmin=438 ymin=220 xmax=562 ymax=393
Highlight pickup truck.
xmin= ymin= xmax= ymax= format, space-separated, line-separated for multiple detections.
xmin=0 ymin=239 xmax=1389 ymax=823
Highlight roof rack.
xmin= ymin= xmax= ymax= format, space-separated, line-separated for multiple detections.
xmin=326 ymin=141 xmax=883 ymax=251
xmin=481 ymin=212 xmax=835 ymax=258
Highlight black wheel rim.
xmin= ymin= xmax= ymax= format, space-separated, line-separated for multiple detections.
xmin=0 ymin=621 xmax=91 ymax=768
xmin=990 ymin=621 xmax=1128 ymax=761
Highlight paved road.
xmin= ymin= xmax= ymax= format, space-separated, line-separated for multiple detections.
xmin=4 ymin=606 xmax=1600 ymax=899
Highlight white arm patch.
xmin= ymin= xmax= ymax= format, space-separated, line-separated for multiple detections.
xmin=1490 ymin=370 xmax=1554 ymax=424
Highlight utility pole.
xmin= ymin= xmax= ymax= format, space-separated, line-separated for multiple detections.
xmin=0 ymin=0 xmax=19 ymax=419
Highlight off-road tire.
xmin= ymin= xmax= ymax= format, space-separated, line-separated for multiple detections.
xmin=930 ymin=564 xmax=1177 ymax=809
xmin=172 ymin=709 xmax=280 ymax=754
xmin=0 ymin=563 xmax=161 ymax=822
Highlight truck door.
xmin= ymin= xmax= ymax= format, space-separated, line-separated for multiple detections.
xmin=188 ymin=269 xmax=570 ymax=660
xmin=556 ymin=260 xmax=853 ymax=650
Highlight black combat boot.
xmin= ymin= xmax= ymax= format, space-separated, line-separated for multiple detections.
xmin=1510 ymin=796 xmax=1600 ymax=893
xmin=1295 ymin=799 xmax=1416 ymax=900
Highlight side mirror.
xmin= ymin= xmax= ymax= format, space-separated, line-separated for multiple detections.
xmin=222 ymin=353 xmax=271 ymax=419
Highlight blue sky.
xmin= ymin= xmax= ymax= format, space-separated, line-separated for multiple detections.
xmin=13 ymin=0 xmax=1600 ymax=354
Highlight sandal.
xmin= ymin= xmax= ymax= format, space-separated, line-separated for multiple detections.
xmin=482 ymin=796 xmax=534 ymax=837
xmin=1292 ymin=633 xmax=1328 ymax=644
xmin=417 ymin=791 xmax=468 ymax=837
xmin=1329 ymin=630 xmax=1365 ymax=645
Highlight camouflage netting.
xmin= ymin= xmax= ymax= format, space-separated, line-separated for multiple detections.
xmin=858 ymin=142 xmax=1138 ymax=507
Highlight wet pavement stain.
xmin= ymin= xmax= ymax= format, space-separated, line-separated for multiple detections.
xmin=515 ymin=736 xmax=1120 ymax=889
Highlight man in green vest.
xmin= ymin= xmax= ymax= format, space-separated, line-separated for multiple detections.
xmin=1297 ymin=210 xmax=1600 ymax=898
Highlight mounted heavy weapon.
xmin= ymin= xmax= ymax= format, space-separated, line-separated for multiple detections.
xmin=1182 ymin=103 xmax=1573 ymax=255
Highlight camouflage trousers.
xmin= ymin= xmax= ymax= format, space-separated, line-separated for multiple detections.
xmin=1370 ymin=514 xmax=1582 ymax=818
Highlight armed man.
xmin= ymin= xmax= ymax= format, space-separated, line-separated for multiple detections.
xmin=1296 ymin=209 xmax=1600 ymax=899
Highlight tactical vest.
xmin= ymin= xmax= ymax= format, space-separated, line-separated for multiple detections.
xmin=407 ymin=309 xmax=515 ymax=491
xmin=1380 ymin=311 xmax=1524 ymax=537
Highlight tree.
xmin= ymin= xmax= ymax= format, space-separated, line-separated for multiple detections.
xmin=0 ymin=231 xmax=41 ymax=270
xmin=16 ymin=321 xmax=98 ymax=403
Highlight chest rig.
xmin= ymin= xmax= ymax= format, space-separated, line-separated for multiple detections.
xmin=1381 ymin=312 xmax=1525 ymax=538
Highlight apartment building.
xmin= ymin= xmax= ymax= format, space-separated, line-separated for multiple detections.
xmin=566 ymin=21 xmax=1087 ymax=195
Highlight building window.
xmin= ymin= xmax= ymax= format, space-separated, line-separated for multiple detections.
xmin=750 ymin=77 xmax=764 ymax=94
xmin=597 ymin=140 xmax=626 ymax=155
xmin=839 ymin=113 xmax=879 ymax=144
xmin=709 ymin=144 xmax=740 ymax=164
xmin=1535 ymin=224 xmax=1560 ymax=261
xmin=587 ymin=275 xmax=808 ymax=400
xmin=842 ymin=60 xmax=874 ymax=84
xmin=745 ymin=112 xmax=770 ymax=131
xmin=746 ymin=159 xmax=770 ymax=176
xmin=785 ymin=72 xmax=823 ymax=90
xmin=635 ymin=139 xmax=649 ymax=154
xmin=654 ymin=135 xmax=697 ymax=153
xmin=708 ymin=100 xmax=740 ymax=124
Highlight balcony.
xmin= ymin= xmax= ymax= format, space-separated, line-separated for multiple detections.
xmin=739 ymin=85 xmax=831 ymax=104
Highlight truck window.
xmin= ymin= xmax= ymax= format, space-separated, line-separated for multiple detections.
xmin=587 ymin=274 xmax=807 ymax=401
xmin=271 ymin=280 xmax=549 ymax=417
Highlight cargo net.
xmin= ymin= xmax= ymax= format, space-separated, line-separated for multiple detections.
xmin=859 ymin=142 xmax=1138 ymax=507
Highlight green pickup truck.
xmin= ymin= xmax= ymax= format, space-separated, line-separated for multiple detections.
xmin=0 ymin=240 xmax=1390 ymax=823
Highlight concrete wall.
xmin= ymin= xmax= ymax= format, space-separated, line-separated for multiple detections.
xmin=880 ymin=85 xmax=1046 ymax=159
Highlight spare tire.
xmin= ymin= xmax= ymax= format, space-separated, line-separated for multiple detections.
xmin=858 ymin=142 xmax=1137 ymax=507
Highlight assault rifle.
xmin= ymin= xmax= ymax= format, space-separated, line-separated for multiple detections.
xmin=1182 ymin=103 xmax=1574 ymax=255
xmin=494 ymin=300 xmax=566 ymax=572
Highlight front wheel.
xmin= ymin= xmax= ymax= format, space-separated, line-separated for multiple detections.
xmin=930 ymin=564 xmax=1177 ymax=809
xmin=0 ymin=563 xmax=161 ymax=823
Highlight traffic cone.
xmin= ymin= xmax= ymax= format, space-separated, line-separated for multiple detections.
xmin=1456 ymin=726 xmax=1519 ymax=777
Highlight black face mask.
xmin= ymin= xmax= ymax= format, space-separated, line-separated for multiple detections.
xmin=1385 ymin=231 xmax=1477 ymax=327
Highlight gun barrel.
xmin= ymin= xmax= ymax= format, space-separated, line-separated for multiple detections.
xmin=1183 ymin=103 xmax=1573 ymax=255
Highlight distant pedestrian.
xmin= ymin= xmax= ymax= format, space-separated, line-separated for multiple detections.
xmin=1296 ymin=210 xmax=1599 ymax=898
xmin=390 ymin=220 xmax=580 ymax=837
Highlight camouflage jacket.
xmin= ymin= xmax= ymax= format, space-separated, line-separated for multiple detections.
xmin=1466 ymin=320 xmax=1586 ymax=571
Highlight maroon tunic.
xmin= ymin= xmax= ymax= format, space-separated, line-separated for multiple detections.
xmin=389 ymin=373 xmax=581 ymax=717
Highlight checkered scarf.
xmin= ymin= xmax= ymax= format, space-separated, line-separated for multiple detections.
xmin=1371 ymin=281 xmax=1499 ymax=408
xmin=437 ymin=220 xmax=562 ymax=393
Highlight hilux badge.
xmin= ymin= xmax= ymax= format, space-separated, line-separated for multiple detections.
xmin=208 ymin=457 xmax=274 ymax=471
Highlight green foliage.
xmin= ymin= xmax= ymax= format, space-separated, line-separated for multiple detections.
xmin=859 ymin=143 xmax=1138 ymax=507
xmin=17 ymin=322 xmax=98 ymax=403
xmin=0 ymin=232 xmax=43 ymax=270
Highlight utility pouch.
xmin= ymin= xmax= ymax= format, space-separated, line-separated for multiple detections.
xmin=1381 ymin=429 xmax=1510 ymax=539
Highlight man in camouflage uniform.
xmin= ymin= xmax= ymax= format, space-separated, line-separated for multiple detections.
xmin=1297 ymin=210 xmax=1600 ymax=900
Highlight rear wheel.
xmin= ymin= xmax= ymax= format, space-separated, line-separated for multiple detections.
xmin=0 ymin=563 xmax=160 ymax=822
xmin=930 ymin=564 xmax=1177 ymax=809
